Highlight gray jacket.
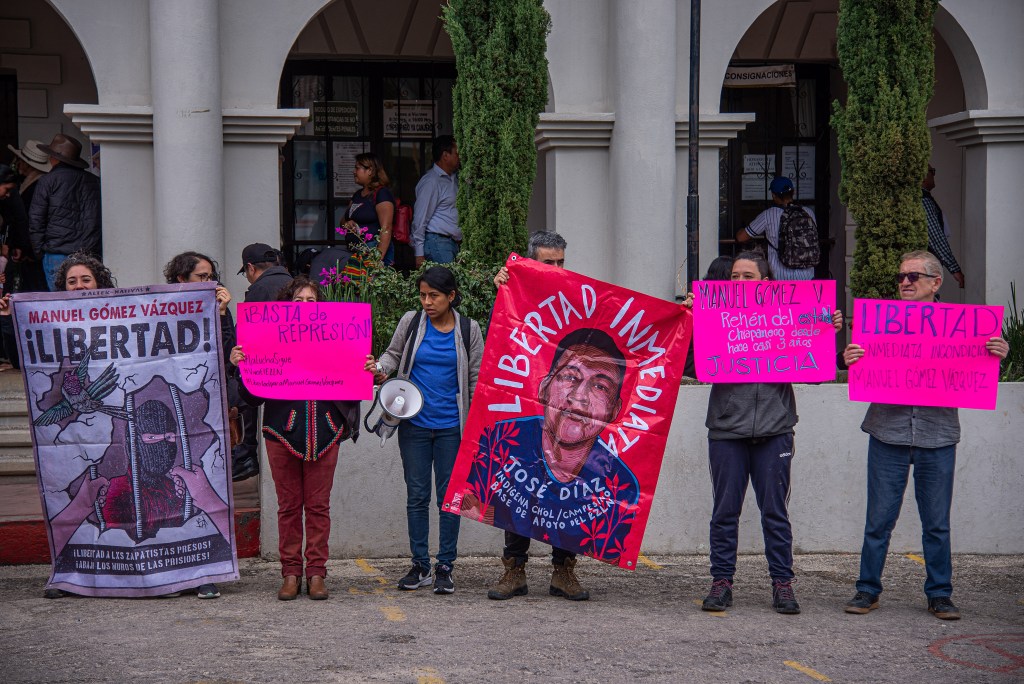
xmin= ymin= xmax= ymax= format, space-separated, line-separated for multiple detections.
xmin=705 ymin=382 xmax=798 ymax=440
xmin=377 ymin=310 xmax=484 ymax=431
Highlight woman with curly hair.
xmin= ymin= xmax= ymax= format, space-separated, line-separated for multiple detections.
xmin=53 ymin=251 xmax=115 ymax=291
xmin=229 ymin=276 xmax=360 ymax=601
xmin=341 ymin=152 xmax=395 ymax=266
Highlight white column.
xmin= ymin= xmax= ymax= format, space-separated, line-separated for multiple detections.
xmin=149 ymin=0 xmax=224 ymax=263
xmin=610 ymin=0 xmax=677 ymax=298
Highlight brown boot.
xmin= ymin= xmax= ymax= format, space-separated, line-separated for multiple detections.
xmin=278 ymin=575 xmax=300 ymax=601
xmin=550 ymin=557 xmax=589 ymax=601
xmin=307 ymin=575 xmax=328 ymax=600
xmin=487 ymin=556 xmax=528 ymax=600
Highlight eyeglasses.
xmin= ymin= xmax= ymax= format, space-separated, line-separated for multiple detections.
xmin=896 ymin=271 xmax=938 ymax=284
xmin=192 ymin=273 xmax=215 ymax=282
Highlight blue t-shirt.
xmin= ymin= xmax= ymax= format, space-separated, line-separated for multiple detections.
xmin=409 ymin=319 xmax=460 ymax=429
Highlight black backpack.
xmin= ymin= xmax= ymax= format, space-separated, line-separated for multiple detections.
xmin=774 ymin=204 xmax=820 ymax=270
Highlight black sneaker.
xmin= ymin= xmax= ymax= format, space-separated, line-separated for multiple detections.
xmin=397 ymin=564 xmax=432 ymax=590
xmin=433 ymin=564 xmax=455 ymax=595
xmin=42 ymin=588 xmax=67 ymax=599
xmin=928 ymin=596 xmax=961 ymax=620
xmin=196 ymin=583 xmax=220 ymax=599
xmin=845 ymin=591 xmax=879 ymax=614
xmin=701 ymin=578 xmax=733 ymax=611
xmin=772 ymin=579 xmax=801 ymax=614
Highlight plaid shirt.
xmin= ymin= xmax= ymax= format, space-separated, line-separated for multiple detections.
xmin=922 ymin=190 xmax=961 ymax=274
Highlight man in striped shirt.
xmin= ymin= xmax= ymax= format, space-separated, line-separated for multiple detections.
xmin=735 ymin=176 xmax=816 ymax=280
xmin=922 ymin=165 xmax=965 ymax=289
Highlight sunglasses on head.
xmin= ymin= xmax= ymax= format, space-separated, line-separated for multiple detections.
xmin=896 ymin=271 xmax=938 ymax=284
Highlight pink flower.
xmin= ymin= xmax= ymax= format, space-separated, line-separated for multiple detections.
xmin=341 ymin=275 xmax=352 ymax=283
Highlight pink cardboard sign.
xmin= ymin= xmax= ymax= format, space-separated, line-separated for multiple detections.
xmin=692 ymin=280 xmax=837 ymax=383
xmin=849 ymin=298 xmax=1004 ymax=410
xmin=236 ymin=301 xmax=373 ymax=400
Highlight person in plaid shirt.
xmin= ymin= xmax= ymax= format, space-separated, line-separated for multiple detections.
xmin=922 ymin=165 xmax=965 ymax=289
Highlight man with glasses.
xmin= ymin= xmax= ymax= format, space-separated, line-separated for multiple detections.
xmin=841 ymin=251 xmax=1009 ymax=620
xmin=922 ymin=165 xmax=965 ymax=289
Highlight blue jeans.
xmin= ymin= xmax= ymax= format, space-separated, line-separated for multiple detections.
xmin=397 ymin=422 xmax=462 ymax=568
xmin=856 ymin=436 xmax=956 ymax=599
xmin=43 ymin=253 xmax=66 ymax=291
xmin=423 ymin=232 xmax=460 ymax=264
xmin=708 ymin=433 xmax=795 ymax=582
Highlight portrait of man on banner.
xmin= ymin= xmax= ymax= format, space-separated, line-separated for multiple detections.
xmin=445 ymin=255 xmax=691 ymax=569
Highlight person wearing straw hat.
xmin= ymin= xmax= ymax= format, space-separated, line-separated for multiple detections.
xmin=27 ymin=133 xmax=101 ymax=291
xmin=8 ymin=139 xmax=52 ymax=208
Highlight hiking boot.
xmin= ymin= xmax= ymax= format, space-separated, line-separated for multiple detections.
xmin=772 ymin=579 xmax=801 ymax=614
xmin=196 ymin=583 xmax=220 ymax=599
xmin=433 ymin=564 xmax=455 ymax=595
xmin=844 ymin=591 xmax=879 ymax=614
xmin=488 ymin=556 xmax=528 ymax=600
xmin=701 ymin=578 xmax=733 ymax=611
xmin=397 ymin=564 xmax=432 ymax=591
xmin=550 ymin=557 xmax=589 ymax=601
xmin=928 ymin=596 xmax=961 ymax=620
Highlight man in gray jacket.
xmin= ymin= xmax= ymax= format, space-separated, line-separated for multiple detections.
xmin=28 ymin=134 xmax=101 ymax=290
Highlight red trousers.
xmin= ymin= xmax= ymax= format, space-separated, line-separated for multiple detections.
xmin=266 ymin=439 xmax=339 ymax=578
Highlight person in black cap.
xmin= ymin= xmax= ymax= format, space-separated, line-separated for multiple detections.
xmin=27 ymin=133 xmax=101 ymax=291
xmin=735 ymin=175 xmax=818 ymax=281
xmin=231 ymin=243 xmax=292 ymax=481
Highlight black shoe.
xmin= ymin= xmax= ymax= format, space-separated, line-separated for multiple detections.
xmin=42 ymin=588 xmax=67 ymax=599
xmin=772 ymin=579 xmax=801 ymax=614
xmin=701 ymin=578 xmax=733 ymax=611
xmin=397 ymin=564 xmax=432 ymax=590
xmin=196 ymin=583 xmax=220 ymax=599
xmin=433 ymin=564 xmax=455 ymax=595
xmin=928 ymin=596 xmax=961 ymax=620
xmin=231 ymin=456 xmax=259 ymax=482
xmin=845 ymin=591 xmax=879 ymax=614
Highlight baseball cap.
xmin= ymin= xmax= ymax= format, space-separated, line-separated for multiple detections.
xmin=769 ymin=176 xmax=795 ymax=195
xmin=238 ymin=243 xmax=276 ymax=274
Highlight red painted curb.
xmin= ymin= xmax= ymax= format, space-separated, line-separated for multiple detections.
xmin=0 ymin=508 xmax=261 ymax=565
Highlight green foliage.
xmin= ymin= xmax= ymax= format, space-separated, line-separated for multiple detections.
xmin=320 ymin=240 xmax=497 ymax=356
xmin=832 ymin=0 xmax=938 ymax=299
xmin=1000 ymin=282 xmax=1024 ymax=382
xmin=444 ymin=0 xmax=551 ymax=269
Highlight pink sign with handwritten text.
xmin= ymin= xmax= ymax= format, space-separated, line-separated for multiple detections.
xmin=849 ymin=299 xmax=1004 ymax=410
xmin=236 ymin=301 xmax=373 ymax=400
xmin=692 ymin=280 xmax=837 ymax=383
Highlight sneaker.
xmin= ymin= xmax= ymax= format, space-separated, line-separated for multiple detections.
xmin=928 ymin=596 xmax=961 ymax=620
xmin=550 ymin=557 xmax=589 ymax=601
xmin=397 ymin=564 xmax=432 ymax=590
xmin=433 ymin=564 xmax=455 ymax=595
xmin=701 ymin=578 xmax=733 ymax=611
xmin=42 ymin=588 xmax=67 ymax=599
xmin=845 ymin=590 xmax=879 ymax=614
xmin=196 ymin=583 xmax=220 ymax=599
xmin=772 ymin=579 xmax=801 ymax=614
xmin=488 ymin=556 xmax=528 ymax=600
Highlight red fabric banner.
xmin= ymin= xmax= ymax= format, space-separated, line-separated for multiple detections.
xmin=442 ymin=255 xmax=692 ymax=569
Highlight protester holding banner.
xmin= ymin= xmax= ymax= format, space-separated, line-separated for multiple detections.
xmin=682 ymin=256 xmax=734 ymax=380
xmin=700 ymin=251 xmax=842 ymax=615
xmin=231 ymin=276 xmax=359 ymax=601
xmin=363 ymin=266 xmax=483 ymax=594
xmin=842 ymin=251 xmax=1009 ymax=620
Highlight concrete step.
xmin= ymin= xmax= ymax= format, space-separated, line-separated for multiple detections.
xmin=0 ymin=422 xmax=36 ymax=475
xmin=0 ymin=452 xmax=36 ymax=476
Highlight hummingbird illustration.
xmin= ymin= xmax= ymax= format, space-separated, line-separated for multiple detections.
xmin=34 ymin=354 xmax=130 ymax=426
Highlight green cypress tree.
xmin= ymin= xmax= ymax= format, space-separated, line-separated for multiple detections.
xmin=444 ymin=0 xmax=551 ymax=266
xmin=832 ymin=0 xmax=937 ymax=299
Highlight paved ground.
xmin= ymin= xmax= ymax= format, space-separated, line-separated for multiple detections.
xmin=2 ymin=553 xmax=1022 ymax=683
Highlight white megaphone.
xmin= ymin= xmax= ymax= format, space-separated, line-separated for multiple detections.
xmin=363 ymin=378 xmax=424 ymax=446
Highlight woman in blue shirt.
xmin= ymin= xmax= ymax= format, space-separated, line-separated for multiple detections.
xmin=364 ymin=266 xmax=483 ymax=594
xmin=341 ymin=152 xmax=395 ymax=266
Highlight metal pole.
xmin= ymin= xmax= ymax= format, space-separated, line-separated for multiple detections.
xmin=686 ymin=0 xmax=701 ymax=289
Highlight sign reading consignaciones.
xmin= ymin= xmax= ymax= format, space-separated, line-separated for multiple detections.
xmin=849 ymin=299 xmax=1004 ymax=410
xmin=723 ymin=64 xmax=796 ymax=88
xmin=692 ymin=280 xmax=838 ymax=383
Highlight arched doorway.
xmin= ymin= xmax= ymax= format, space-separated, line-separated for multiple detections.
xmin=279 ymin=1 xmax=455 ymax=269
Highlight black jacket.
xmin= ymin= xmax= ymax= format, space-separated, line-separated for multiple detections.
xmin=28 ymin=163 xmax=102 ymax=258
xmin=239 ymin=379 xmax=360 ymax=460
xmin=705 ymin=382 xmax=798 ymax=440
xmin=243 ymin=265 xmax=292 ymax=303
